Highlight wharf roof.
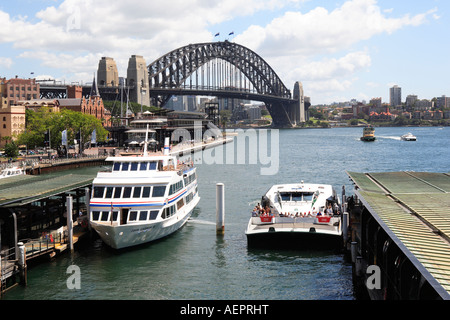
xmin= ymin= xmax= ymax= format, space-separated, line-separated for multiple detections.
xmin=0 ymin=172 xmax=96 ymax=207
xmin=347 ymin=171 xmax=450 ymax=299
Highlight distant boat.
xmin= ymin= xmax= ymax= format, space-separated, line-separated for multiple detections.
xmin=360 ymin=126 xmax=376 ymax=141
xmin=401 ymin=133 xmax=416 ymax=141
xmin=0 ymin=167 xmax=24 ymax=179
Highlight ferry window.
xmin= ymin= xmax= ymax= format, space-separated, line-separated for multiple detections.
xmin=113 ymin=163 xmax=121 ymax=171
xmin=140 ymin=162 xmax=148 ymax=171
xmin=152 ymin=186 xmax=166 ymax=197
xmin=292 ymin=193 xmax=302 ymax=202
xmin=177 ymin=199 xmax=184 ymax=210
xmin=93 ymin=186 xmax=105 ymax=198
xmin=149 ymin=210 xmax=158 ymax=220
xmin=122 ymin=162 xmax=129 ymax=171
xmin=92 ymin=211 xmax=100 ymax=221
xmin=280 ymin=193 xmax=290 ymax=201
xmin=112 ymin=211 xmax=118 ymax=221
xmin=302 ymin=192 xmax=314 ymax=201
xmin=101 ymin=211 xmax=110 ymax=221
xmin=114 ymin=187 xmax=122 ymax=198
xmin=128 ymin=211 xmax=138 ymax=221
xmin=131 ymin=162 xmax=138 ymax=171
xmin=133 ymin=187 xmax=142 ymax=198
xmin=123 ymin=187 xmax=132 ymax=198
xmin=105 ymin=187 xmax=114 ymax=198
xmin=142 ymin=186 xmax=151 ymax=197
xmin=139 ymin=211 xmax=148 ymax=221
xmin=149 ymin=162 xmax=157 ymax=170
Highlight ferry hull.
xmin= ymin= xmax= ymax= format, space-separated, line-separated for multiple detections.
xmin=246 ymin=231 xmax=342 ymax=250
xmin=91 ymin=207 xmax=194 ymax=249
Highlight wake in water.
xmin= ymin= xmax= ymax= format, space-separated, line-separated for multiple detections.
xmin=377 ymin=135 xmax=401 ymax=141
xmin=187 ymin=218 xmax=215 ymax=225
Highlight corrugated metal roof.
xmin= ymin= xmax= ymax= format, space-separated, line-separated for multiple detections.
xmin=0 ymin=173 xmax=95 ymax=207
xmin=347 ymin=171 xmax=450 ymax=297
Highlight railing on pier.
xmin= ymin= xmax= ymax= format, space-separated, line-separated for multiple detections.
xmin=21 ymin=231 xmax=67 ymax=259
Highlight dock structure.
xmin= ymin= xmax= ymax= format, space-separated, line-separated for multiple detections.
xmin=0 ymin=170 xmax=98 ymax=296
xmin=346 ymin=171 xmax=450 ymax=300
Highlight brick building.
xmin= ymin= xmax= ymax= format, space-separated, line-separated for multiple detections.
xmin=0 ymin=77 xmax=40 ymax=107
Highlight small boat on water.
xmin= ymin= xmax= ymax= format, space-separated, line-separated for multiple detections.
xmin=245 ymin=182 xmax=342 ymax=249
xmin=0 ymin=167 xmax=24 ymax=179
xmin=89 ymin=136 xmax=200 ymax=249
xmin=401 ymin=133 xmax=417 ymax=141
xmin=360 ymin=126 xmax=376 ymax=141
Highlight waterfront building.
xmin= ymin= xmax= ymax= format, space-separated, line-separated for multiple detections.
xmin=0 ymin=101 xmax=26 ymax=147
xmin=390 ymin=85 xmax=402 ymax=107
xmin=0 ymin=77 xmax=40 ymax=107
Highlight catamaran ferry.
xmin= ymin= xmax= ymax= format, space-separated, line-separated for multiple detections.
xmin=89 ymin=138 xmax=200 ymax=249
xmin=245 ymin=182 xmax=342 ymax=249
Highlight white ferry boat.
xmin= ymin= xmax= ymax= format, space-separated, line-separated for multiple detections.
xmin=89 ymin=138 xmax=200 ymax=249
xmin=0 ymin=167 xmax=24 ymax=179
xmin=245 ymin=182 xmax=342 ymax=249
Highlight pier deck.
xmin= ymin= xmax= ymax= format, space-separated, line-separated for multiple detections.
xmin=347 ymin=171 xmax=450 ymax=299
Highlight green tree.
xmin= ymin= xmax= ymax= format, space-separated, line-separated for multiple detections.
xmin=4 ymin=141 xmax=19 ymax=158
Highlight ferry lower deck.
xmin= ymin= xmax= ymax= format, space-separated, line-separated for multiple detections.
xmin=346 ymin=171 xmax=450 ymax=300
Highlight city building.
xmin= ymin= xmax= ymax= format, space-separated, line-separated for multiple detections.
xmin=0 ymin=101 xmax=26 ymax=147
xmin=390 ymin=85 xmax=402 ymax=107
xmin=0 ymin=77 xmax=40 ymax=107
xmin=127 ymin=55 xmax=150 ymax=107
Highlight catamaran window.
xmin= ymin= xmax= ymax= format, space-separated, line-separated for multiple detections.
xmin=122 ymin=162 xmax=130 ymax=171
xmin=142 ymin=186 xmax=151 ymax=197
xmin=128 ymin=211 xmax=138 ymax=222
xmin=100 ymin=211 xmax=110 ymax=221
xmin=105 ymin=187 xmax=114 ymax=198
xmin=123 ymin=187 xmax=132 ymax=198
xmin=131 ymin=162 xmax=138 ymax=171
xmin=113 ymin=163 xmax=121 ymax=171
xmin=114 ymin=187 xmax=122 ymax=198
xmin=152 ymin=186 xmax=166 ymax=197
xmin=302 ymin=192 xmax=314 ymax=201
xmin=133 ymin=187 xmax=142 ymax=198
xmin=93 ymin=186 xmax=105 ymax=198
xmin=292 ymin=193 xmax=302 ymax=202
xmin=149 ymin=210 xmax=159 ymax=220
xmin=139 ymin=211 xmax=148 ymax=221
xmin=92 ymin=211 xmax=101 ymax=220
xmin=280 ymin=193 xmax=290 ymax=201
xmin=140 ymin=162 xmax=148 ymax=171
xmin=149 ymin=162 xmax=157 ymax=170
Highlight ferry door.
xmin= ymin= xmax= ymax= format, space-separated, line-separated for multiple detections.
xmin=120 ymin=209 xmax=129 ymax=225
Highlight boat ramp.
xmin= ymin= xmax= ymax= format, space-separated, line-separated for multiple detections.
xmin=345 ymin=171 xmax=450 ymax=300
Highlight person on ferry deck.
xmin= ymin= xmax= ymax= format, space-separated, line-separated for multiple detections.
xmin=325 ymin=204 xmax=333 ymax=216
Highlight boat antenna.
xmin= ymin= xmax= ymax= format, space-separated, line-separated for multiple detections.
xmin=143 ymin=124 xmax=149 ymax=157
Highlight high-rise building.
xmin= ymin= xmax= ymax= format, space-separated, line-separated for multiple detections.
xmin=390 ymin=85 xmax=402 ymax=107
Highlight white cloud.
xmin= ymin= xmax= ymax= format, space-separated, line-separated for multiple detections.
xmin=0 ymin=57 xmax=13 ymax=68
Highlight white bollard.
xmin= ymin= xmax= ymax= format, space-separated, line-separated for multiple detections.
xmin=216 ymin=183 xmax=225 ymax=235
xmin=66 ymin=196 xmax=74 ymax=251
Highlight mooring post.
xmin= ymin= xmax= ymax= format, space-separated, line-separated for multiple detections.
xmin=85 ymin=187 xmax=91 ymax=231
xmin=66 ymin=196 xmax=74 ymax=252
xmin=17 ymin=242 xmax=27 ymax=286
xmin=216 ymin=183 xmax=225 ymax=235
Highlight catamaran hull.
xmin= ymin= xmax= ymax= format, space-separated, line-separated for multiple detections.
xmin=246 ymin=230 xmax=342 ymax=250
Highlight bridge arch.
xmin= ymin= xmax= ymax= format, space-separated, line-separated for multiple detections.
xmin=148 ymin=41 xmax=291 ymax=99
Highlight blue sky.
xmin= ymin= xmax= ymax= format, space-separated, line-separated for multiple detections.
xmin=0 ymin=0 xmax=448 ymax=105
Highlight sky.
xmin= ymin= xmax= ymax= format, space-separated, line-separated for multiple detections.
xmin=0 ymin=0 xmax=448 ymax=105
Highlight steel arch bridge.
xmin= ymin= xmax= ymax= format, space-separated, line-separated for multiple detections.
xmin=148 ymin=41 xmax=306 ymax=127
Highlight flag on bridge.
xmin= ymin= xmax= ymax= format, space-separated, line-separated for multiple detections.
xmin=215 ymin=32 xmax=220 ymax=37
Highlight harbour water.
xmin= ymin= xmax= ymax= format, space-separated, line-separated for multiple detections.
xmin=4 ymin=126 xmax=449 ymax=300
